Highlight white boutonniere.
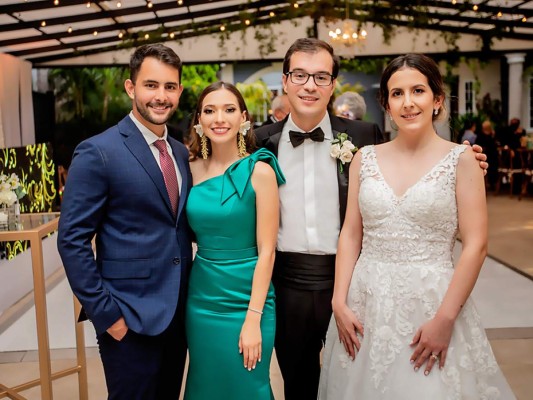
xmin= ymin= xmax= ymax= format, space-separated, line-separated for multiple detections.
xmin=330 ymin=133 xmax=358 ymax=173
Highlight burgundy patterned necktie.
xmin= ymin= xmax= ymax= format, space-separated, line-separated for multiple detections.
xmin=153 ymin=140 xmax=179 ymax=217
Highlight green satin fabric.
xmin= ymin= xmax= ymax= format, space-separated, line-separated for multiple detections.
xmin=185 ymin=149 xmax=285 ymax=400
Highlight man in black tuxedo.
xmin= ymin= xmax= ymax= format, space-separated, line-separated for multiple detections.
xmin=255 ymin=38 xmax=383 ymax=400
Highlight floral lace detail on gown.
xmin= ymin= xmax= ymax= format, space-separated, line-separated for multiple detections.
xmin=318 ymin=145 xmax=516 ymax=400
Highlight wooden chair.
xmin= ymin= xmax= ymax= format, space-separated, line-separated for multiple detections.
xmin=519 ymin=149 xmax=533 ymax=200
xmin=495 ymin=147 xmax=523 ymax=197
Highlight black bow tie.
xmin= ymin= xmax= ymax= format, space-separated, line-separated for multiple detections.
xmin=288 ymin=127 xmax=325 ymax=148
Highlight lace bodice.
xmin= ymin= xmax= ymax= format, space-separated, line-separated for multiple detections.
xmin=358 ymin=145 xmax=467 ymax=265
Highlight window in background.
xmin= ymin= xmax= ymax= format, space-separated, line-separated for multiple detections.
xmin=465 ymin=81 xmax=475 ymax=114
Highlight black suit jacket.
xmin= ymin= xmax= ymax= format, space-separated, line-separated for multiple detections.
xmin=255 ymin=113 xmax=383 ymax=226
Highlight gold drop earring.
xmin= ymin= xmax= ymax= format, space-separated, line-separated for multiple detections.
xmin=238 ymin=121 xmax=251 ymax=157
xmin=194 ymin=124 xmax=209 ymax=159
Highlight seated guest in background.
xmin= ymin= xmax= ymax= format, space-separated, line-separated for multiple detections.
xmin=460 ymin=118 xmax=477 ymax=145
xmin=261 ymin=94 xmax=290 ymax=126
xmin=504 ymin=118 xmax=527 ymax=149
xmin=333 ymin=91 xmax=367 ymax=121
xmin=476 ymin=120 xmax=499 ymax=191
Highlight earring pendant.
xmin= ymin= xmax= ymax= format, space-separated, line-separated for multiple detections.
xmin=200 ymin=135 xmax=209 ymax=159
xmin=238 ymin=132 xmax=247 ymax=157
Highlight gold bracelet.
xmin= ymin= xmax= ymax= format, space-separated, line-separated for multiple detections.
xmin=248 ymin=307 xmax=263 ymax=315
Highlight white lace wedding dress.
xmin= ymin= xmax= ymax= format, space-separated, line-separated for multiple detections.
xmin=318 ymin=145 xmax=516 ymax=400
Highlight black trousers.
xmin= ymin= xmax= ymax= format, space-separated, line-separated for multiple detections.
xmin=96 ymin=300 xmax=187 ymax=400
xmin=273 ymin=251 xmax=335 ymax=400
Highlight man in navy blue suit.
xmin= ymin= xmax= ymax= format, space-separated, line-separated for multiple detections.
xmin=58 ymin=44 xmax=192 ymax=400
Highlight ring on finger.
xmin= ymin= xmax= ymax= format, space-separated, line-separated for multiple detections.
xmin=430 ymin=353 xmax=439 ymax=361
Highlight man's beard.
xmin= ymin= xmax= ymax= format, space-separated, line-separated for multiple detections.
xmin=135 ymin=99 xmax=176 ymax=126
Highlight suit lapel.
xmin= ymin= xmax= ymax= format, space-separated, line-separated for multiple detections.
xmin=260 ymin=118 xmax=287 ymax=156
xmin=119 ymin=117 xmax=175 ymax=218
xmin=330 ymin=115 xmax=351 ymax=226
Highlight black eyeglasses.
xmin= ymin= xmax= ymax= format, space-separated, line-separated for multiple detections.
xmin=285 ymin=71 xmax=335 ymax=87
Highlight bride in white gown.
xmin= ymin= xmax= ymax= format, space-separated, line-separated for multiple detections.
xmin=318 ymin=54 xmax=516 ymax=400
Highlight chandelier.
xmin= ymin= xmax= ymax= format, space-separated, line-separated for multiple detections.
xmin=328 ymin=0 xmax=367 ymax=46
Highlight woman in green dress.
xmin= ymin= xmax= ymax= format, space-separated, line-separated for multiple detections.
xmin=185 ymin=82 xmax=285 ymax=399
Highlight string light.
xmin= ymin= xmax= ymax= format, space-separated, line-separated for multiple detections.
xmin=269 ymin=11 xmax=275 ymax=17
xmin=118 ymin=32 xmax=124 ymax=38
xmin=497 ymin=11 xmax=502 ymax=18
xmin=147 ymin=1 xmax=153 ymax=8
xmin=293 ymin=3 xmax=299 ymax=8
xmin=67 ymin=26 xmax=72 ymax=33
xmin=169 ymin=32 xmax=175 ymax=39
xmin=41 ymin=21 xmax=46 ymax=27
xmin=177 ymin=0 xmax=183 ymax=5
xmin=117 ymin=1 xmax=122 ymax=7
xmin=93 ymin=30 xmax=98 ymax=36
xmin=522 ymin=16 xmax=527 ymax=22
xmin=86 ymin=2 xmax=91 ymax=8
xmin=473 ymin=5 xmax=478 ymax=11
xmin=244 ymin=19 xmax=250 ymax=26
xmin=53 ymin=0 xmax=59 ymax=5
xmin=452 ymin=0 xmax=456 ymax=4
xmin=144 ymin=33 xmax=150 ymax=39
xmin=220 ymin=25 xmax=226 ymax=31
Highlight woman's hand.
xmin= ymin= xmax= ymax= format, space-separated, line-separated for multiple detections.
xmin=333 ymin=302 xmax=364 ymax=360
xmin=410 ymin=315 xmax=454 ymax=375
xmin=239 ymin=314 xmax=262 ymax=371
xmin=467 ymin=142 xmax=488 ymax=175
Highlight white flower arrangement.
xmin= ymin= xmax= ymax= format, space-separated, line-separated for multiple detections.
xmin=0 ymin=173 xmax=26 ymax=207
xmin=330 ymin=133 xmax=358 ymax=173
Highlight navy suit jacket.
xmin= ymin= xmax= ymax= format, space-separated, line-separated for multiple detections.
xmin=255 ymin=113 xmax=383 ymax=225
xmin=58 ymin=115 xmax=193 ymax=336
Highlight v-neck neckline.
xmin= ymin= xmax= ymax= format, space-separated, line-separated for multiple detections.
xmin=371 ymin=145 xmax=458 ymax=200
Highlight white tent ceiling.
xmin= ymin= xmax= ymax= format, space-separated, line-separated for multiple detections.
xmin=1 ymin=0 xmax=532 ymax=67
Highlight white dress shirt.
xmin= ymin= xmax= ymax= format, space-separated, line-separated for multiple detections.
xmin=277 ymin=113 xmax=341 ymax=254
xmin=129 ymin=111 xmax=182 ymax=195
